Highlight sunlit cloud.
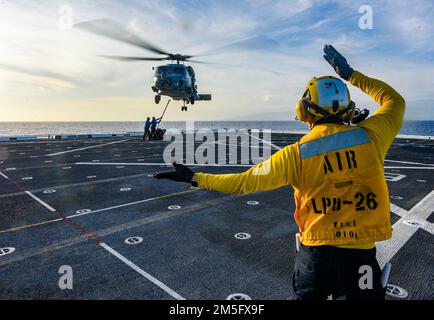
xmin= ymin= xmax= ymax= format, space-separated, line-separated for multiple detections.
xmin=0 ymin=0 xmax=433 ymax=121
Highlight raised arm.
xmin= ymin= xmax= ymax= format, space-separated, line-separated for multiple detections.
xmin=323 ymin=45 xmax=405 ymax=160
xmin=349 ymin=71 xmax=405 ymax=158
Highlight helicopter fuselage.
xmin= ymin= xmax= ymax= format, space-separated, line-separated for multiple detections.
xmin=152 ymin=64 xmax=199 ymax=102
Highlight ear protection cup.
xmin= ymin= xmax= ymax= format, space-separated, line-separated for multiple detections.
xmin=344 ymin=101 xmax=356 ymax=122
xmin=295 ymin=99 xmax=315 ymax=123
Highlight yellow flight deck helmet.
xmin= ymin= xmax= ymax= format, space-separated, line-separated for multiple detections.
xmin=295 ymin=76 xmax=356 ymax=124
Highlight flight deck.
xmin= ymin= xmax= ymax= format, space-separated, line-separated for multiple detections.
xmin=0 ymin=132 xmax=432 ymax=300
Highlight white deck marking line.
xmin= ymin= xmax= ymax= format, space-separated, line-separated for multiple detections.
xmin=390 ymin=203 xmax=408 ymax=218
xmin=0 ymin=189 xmax=196 ymax=234
xmin=76 ymin=162 xmax=252 ymax=167
xmin=45 ymin=140 xmax=129 ymax=157
xmin=99 ymin=243 xmax=185 ymax=300
xmin=0 ymin=195 xmax=235 ymax=266
xmin=22 ymin=189 xmax=184 ymax=300
xmin=385 ymin=159 xmax=434 ymax=167
xmin=0 ymin=172 xmax=9 ymax=179
xmin=0 ymin=173 xmax=152 ymax=200
xmin=377 ymin=190 xmax=434 ymax=268
xmin=421 ymin=222 xmax=434 ymax=235
xmin=242 ymin=131 xmax=282 ymax=150
xmin=24 ymin=191 xmax=57 ymax=212
xmin=384 ymin=166 xmax=434 ymax=170
xmin=67 ymin=190 xmax=196 ymax=219
xmin=210 ymin=141 xmax=264 ymax=149
xmin=77 ymin=162 xmax=434 ymax=170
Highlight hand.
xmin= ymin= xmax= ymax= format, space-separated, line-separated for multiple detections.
xmin=323 ymin=45 xmax=354 ymax=80
xmin=153 ymin=162 xmax=195 ymax=183
xmin=351 ymin=108 xmax=370 ymax=124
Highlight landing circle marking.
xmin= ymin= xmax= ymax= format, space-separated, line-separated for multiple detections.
xmin=0 ymin=247 xmax=15 ymax=256
xmin=386 ymin=284 xmax=408 ymax=299
xmin=168 ymin=205 xmax=181 ymax=210
xmin=125 ymin=237 xmax=143 ymax=245
xmin=402 ymin=220 xmax=425 ymax=228
xmin=247 ymin=201 xmax=259 ymax=206
xmin=235 ymin=233 xmax=251 ymax=240
xmin=390 ymin=196 xmax=403 ymax=200
xmin=226 ymin=293 xmax=252 ymax=300
xmin=76 ymin=209 xmax=92 ymax=214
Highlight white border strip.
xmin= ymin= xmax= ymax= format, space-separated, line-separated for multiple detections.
xmin=377 ymin=190 xmax=434 ymax=267
xmin=390 ymin=203 xmax=408 ymax=218
xmin=76 ymin=162 xmax=434 ymax=170
xmin=45 ymin=139 xmax=128 ymax=156
xmin=76 ymin=162 xmax=252 ymax=167
xmin=21 ymin=189 xmax=185 ymax=300
xmin=99 ymin=243 xmax=185 ymax=300
xmin=385 ymin=159 xmax=434 ymax=167
xmin=242 ymin=131 xmax=282 ymax=150
xmin=25 ymin=191 xmax=57 ymax=212
xmin=0 ymin=172 xmax=9 ymax=179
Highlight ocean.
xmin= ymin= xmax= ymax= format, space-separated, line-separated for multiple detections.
xmin=0 ymin=121 xmax=433 ymax=138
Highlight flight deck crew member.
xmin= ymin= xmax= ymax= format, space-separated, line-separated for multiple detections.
xmin=150 ymin=116 xmax=162 ymax=140
xmin=154 ymin=45 xmax=405 ymax=300
xmin=143 ymin=117 xmax=151 ymax=141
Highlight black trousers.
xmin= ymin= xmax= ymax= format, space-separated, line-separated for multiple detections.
xmin=143 ymin=128 xmax=151 ymax=140
xmin=293 ymin=244 xmax=386 ymax=300
xmin=150 ymin=127 xmax=156 ymax=140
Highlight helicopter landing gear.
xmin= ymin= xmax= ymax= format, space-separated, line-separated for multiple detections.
xmin=190 ymin=97 xmax=195 ymax=105
xmin=155 ymin=95 xmax=161 ymax=104
xmin=181 ymin=100 xmax=188 ymax=112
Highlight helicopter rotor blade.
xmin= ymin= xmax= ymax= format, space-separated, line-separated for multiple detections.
xmin=75 ymin=19 xmax=169 ymax=56
xmin=99 ymin=55 xmax=166 ymax=61
xmin=187 ymin=59 xmax=214 ymax=64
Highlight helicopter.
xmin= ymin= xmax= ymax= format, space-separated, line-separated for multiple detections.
xmin=151 ymin=61 xmax=211 ymax=111
xmin=75 ymin=19 xmax=211 ymax=111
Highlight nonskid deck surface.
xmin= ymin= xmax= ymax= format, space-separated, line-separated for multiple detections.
xmin=0 ymin=133 xmax=432 ymax=300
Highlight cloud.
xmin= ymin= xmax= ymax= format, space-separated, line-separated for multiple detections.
xmin=0 ymin=0 xmax=434 ymax=121
xmin=0 ymin=63 xmax=80 ymax=88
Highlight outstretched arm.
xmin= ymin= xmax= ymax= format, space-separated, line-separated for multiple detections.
xmin=154 ymin=144 xmax=300 ymax=195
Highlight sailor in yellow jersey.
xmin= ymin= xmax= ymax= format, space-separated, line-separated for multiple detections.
xmin=155 ymin=45 xmax=405 ymax=300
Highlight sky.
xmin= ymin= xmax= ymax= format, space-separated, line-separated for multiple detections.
xmin=0 ymin=0 xmax=433 ymax=121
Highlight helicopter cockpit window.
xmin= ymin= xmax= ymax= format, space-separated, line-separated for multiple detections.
xmin=156 ymin=66 xmax=170 ymax=74
xmin=173 ymin=67 xmax=187 ymax=75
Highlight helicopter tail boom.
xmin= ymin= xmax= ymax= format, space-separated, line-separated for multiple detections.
xmin=197 ymin=94 xmax=212 ymax=101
